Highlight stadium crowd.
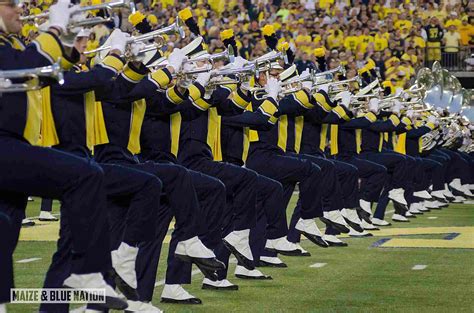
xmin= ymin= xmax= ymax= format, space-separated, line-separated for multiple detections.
xmin=18 ymin=0 xmax=474 ymax=89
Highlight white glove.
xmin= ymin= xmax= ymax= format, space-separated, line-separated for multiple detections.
xmin=301 ymin=80 xmax=312 ymax=91
xmin=109 ymin=30 xmax=130 ymax=55
xmin=427 ymin=115 xmax=438 ymax=126
xmin=265 ymin=77 xmax=281 ymax=101
xmin=436 ymin=107 xmax=444 ymax=115
xmin=318 ymin=83 xmax=329 ymax=93
xmin=395 ymin=87 xmax=403 ymax=97
xmin=167 ymin=48 xmax=187 ymax=72
xmin=129 ymin=42 xmax=146 ymax=57
xmin=49 ymin=0 xmax=71 ymax=33
xmin=469 ymin=124 xmax=474 ymax=131
xmin=406 ymin=109 xmax=415 ymax=119
xmin=196 ymin=71 xmax=211 ymax=87
xmin=241 ymin=80 xmax=251 ymax=91
xmin=300 ymin=68 xmax=311 ymax=78
xmin=392 ymin=99 xmax=403 ymax=116
xmin=368 ymin=98 xmax=379 ymax=113
xmin=232 ymin=56 xmax=247 ymax=69
xmin=339 ymin=91 xmax=352 ymax=108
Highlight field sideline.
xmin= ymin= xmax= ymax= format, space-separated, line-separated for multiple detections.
xmin=8 ymin=197 xmax=474 ymax=313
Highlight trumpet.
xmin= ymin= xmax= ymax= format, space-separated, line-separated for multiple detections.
xmin=207 ymin=63 xmax=257 ymax=89
xmin=184 ymin=46 xmax=235 ymax=68
xmin=0 ymin=62 xmax=64 ymax=93
xmin=248 ymin=51 xmax=288 ymax=74
xmin=21 ymin=0 xmax=136 ymax=21
xmin=327 ymin=75 xmax=362 ymax=94
xmin=313 ymin=65 xmax=346 ymax=82
xmin=84 ymin=17 xmax=185 ymax=57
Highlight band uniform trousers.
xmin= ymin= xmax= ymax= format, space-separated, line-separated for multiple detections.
xmin=178 ymin=140 xmax=258 ymax=279
xmin=0 ymin=134 xmax=109 ymax=304
xmin=40 ymin=162 xmax=162 ymax=313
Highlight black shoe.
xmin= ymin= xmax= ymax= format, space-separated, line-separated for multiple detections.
xmin=299 ymin=232 xmax=329 ymax=248
xmin=393 ymin=201 xmax=408 ymax=214
xmin=257 ymin=260 xmax=288 ymax=268
xmin=161 ymin=297 xmax=202 ymax=305
xmin=235 ymin=274 xmax=273 ymax=280
xmin=326 ymin=241 xmax=348 ymax=247
xmin=202 ymin=283 xmax=238 ymax=291
xmin=21 ymin=220 xmax=35 ymax=227
xmin=222 ymin=239 xmax=255 ymax=270
xmin=432 ymin=195 xmax=448 ymax=203
xmin=38 ymin=218 xmax=59 ymax=222
xmin=264 ymin=247 xmax=302 ymax=256
xmin=109 ymin=269 xmax=139 ymax=301
xmin=175 ymin=255 xmax=224 ymax=281
xmin=343 ymin=217 xmax=364 ymax=233
xmin=356 ymin=208 xmax=372 ymax=224
xmin=320 ymin=217 xmax=350 ymax=234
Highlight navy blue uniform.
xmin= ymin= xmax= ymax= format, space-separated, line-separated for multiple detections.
xmin=0 ymin=32 xmax=110 ymax=304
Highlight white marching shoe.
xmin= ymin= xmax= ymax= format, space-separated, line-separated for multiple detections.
xmin=388 ymin=188 xmax=407 ymax=205
xmin=38 ymin=211 xmax=59 ymax=221
xmin=0 ymin=303 xmax=6 ymax=313
xmin=361 ymin=220 xmax=379 ymax=230
xmin=126 ymin=301 xmax=162 ymax=312
xmin=202 ymin=278 xmax=238 ymax=290
xmin=258 ymin=256 xmax=288 ymax=267
xmin=21 ymin=218 xmax=35 ymax=227
xmin=443 ymin=186 xmax=455 ymax=200
xmin=112 ymin=242 xmax=139 ymax=289
xmin=462 ymin=185 xmax=474 ymax=197
xmin=234 ymin=265 xmax=272 ymax=280
xmin=449 ymin=178 xmax=464 ymax=193
xmin=176 ymin=236 xmax=225 ymax=280
xmin=341 ymin=208 xmax=364 ymax=232
xmin=176 ymin=236 xmax=216 ymax=259
xmin=392 ymin=214 xmax=409 ymax=222
xmin=371 ymin=218 xmax=391 ymax=226
xmin=413 ymin=190 xmax=432 ymax=199
xmin=323 ymin=234 xmax=348 ymax=247
xmin=295 ymin=243 xmax=311 ymax=256
xmin=431 ymin=190 xmax=447 ymax=202
xmin=452 ymin=196 xmax=466 ymax=203
xmin=321 ymin=210 xmax=350 ymax=233
xmin=161 ymin=284 xmax=201 ymax=304
xmin=295 ymin=218 xmax=328 ymax=247
xmin=359 ymin=199 xmax=372 ymax=216
xmin=348 ymin=227 xmax=373 ymax=237
xmin=223 ymin=230 xmax=254 ymax=270
xmin=265 ymin=236 xmax=300 ymax=256
xmin=63 ymin=273 xmax=127 ymax=310
xmin=424 ymin=200 xmax=442 ymax=209
xmin=409 ymin=203 xmax=422 ymax=214
xmin=418 ymin=203 xmax=430 ymax=212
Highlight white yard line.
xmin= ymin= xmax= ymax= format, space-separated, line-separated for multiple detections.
xmin=412 ymin=264 xmax=427 ymax=270
xmin=16 ymin=257 xmax=41 ymax=263
xmin=309 ymin=263 xmax=327 ymax=268
xmin=427 ymin=216 xmax=438 ymax=219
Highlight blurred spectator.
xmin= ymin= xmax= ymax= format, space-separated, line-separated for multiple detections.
xmin=16 ymin=0 xmax=473 ymax=86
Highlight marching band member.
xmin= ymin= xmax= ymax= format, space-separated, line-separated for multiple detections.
xmin=0 ymin=0 xmax=126 ymax=310
xmin=37 ymin=29 xmax=170 ymax=312
xmin=115 ymin=37 xmax=229 ymax=302
xmin=95 ymin=45 xmax=227 ymax=298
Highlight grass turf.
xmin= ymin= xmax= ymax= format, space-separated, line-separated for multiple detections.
xmin=8 ymin=197 xmax=474 ymax=312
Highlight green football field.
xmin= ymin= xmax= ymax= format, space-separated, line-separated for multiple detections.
xmin=7 ymin=197 xmax=474 ymax=313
